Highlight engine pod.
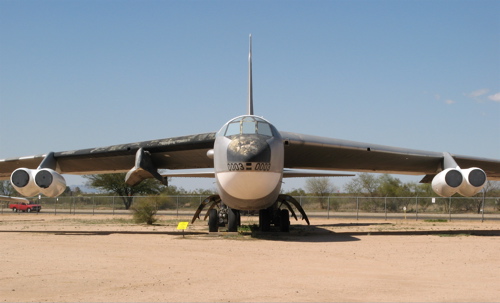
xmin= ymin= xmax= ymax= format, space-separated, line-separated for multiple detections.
xmin=431 ymin=168 xmax=463 ymax=197
xmin=35 ymin=168 xmax=66 ymax=197
xmin=458 ymin=168 xmax=486 ymax=196
xmin=11 ymin=168 xmax=39 ymax=197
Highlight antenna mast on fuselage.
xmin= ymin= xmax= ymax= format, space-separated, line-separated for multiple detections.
xmin=248 ymin=34 xmax=254 ymax=116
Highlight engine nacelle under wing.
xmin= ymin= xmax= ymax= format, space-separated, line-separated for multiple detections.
xmin=457 ymin=167 xmax=486 ymax=196
xmin=35 ymin=168 xmax=67 ymax=197
xmin=432 ymin=167 xmax=487 ymax=197
xmin=11 ymin=168 xmax=40 ymax=197
xmin=432 ymin=168 xmax=463 ymax=197
xmin=10 ymin=168 xmax=67 ymax=197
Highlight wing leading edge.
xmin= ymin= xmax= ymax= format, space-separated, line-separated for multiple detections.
xmin=280 ymin=131 xmax=500 ymax=181
xmin=0 ymin=132 xmax=216 ymax=179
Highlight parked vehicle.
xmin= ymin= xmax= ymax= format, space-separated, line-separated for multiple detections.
xmin=9 ymin=202 xmax=41 ymax=213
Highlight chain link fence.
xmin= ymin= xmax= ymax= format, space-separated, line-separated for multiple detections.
xmin=2 ymin=195 xmax=499 ymax=221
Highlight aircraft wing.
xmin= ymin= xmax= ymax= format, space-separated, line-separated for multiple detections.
xmin=0 ymin=132 xmax=216 ymax=179
xmin=161 ymin=168 xmax=215 ymax=178
xmin=0 ymin=195 xmax=30 ymax=203
xmin=282 ymin=169 xmax=354 ymax=178
xmin=280 ymin=131 xmax=500 ymax=181
xmin=2 ymin=130 xmax=499 ymax=183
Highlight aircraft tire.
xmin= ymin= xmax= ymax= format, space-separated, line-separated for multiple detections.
xmin=228 ymin=208 xmax=240 ymax=232
xmin=279 ymin=209 xmax=290 ymax=232
xmin=259 ymin=209 xmax=271 ymax=232
xmin=208 ymin=209 xmax=218 ymax=232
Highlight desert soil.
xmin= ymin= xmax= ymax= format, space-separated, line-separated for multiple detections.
xmin=1 ymin=213 xmax=499 ymax=302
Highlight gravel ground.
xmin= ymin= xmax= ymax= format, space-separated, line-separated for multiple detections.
xmin=1 ymin=213 xmax=499 ymax=302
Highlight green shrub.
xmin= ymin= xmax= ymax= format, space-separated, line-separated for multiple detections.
xmin=157 ymin=196 xmax=177 ymax=210
xmin=131 ymin=198 xmax=158 ymax=225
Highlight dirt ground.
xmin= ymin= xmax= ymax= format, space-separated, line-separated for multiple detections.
xmin=1 ymin=213 xmax=499 ymax=302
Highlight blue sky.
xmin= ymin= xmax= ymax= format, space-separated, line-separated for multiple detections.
xmin=1 ymin=0 xmax=499 ymax=192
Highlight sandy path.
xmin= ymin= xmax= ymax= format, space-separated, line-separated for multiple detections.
xmin=1 ymin=214 xmax=499 ymax=302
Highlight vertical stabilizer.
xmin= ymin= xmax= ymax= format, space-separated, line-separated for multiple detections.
xmin=248 ymin=34 xmax=254 ymax=115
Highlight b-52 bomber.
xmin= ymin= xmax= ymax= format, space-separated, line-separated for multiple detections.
xmin=1 ymin=36 xmax=499 ymax=232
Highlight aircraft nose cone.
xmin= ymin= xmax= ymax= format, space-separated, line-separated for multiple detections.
xmin=217 ymin=171 xmax=282 ymax=201
xmin=227 ymin=134 xmax=270 ymax=162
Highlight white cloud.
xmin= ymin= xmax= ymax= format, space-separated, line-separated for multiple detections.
xmin=445 ymin=99 xmax=456 ymax=105
xmin=488 ymin=92 xmax=500 ymax=102
xmin=468 ymin=88 xmax=489 ymax=98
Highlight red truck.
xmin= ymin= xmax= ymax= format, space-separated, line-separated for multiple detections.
xmin=1 ymin=196 xmax=42 ymax=213
xmin=9 ymin=202 xmax=42 ymax=213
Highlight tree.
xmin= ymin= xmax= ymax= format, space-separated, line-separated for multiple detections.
xmin=0 ymin=180 xmax=15 ymax=196
xmin=84 ymin=173 xmax=165 ymax=209
xmin=283 ymin=188 xmax=306 ymax=197
xmin=377 ymin=174 xmax=403 ymax=197
xmin=408 ymin=182 xmax=434 ymax=196
xmin=160 ymin=184 xmax=185 ymax=195
xmin=190 ymin=188 xmax=217 ymax=196
xmin=344 ymin=173 xmax=380 ymax=196
xmin=305 ymin=177 xmax=337 ymax=209
xmin=471 ymin=181 xmax=500 ymax=214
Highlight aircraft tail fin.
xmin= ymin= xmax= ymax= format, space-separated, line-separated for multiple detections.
xmin=248 ymin=34 xmax=254 ymax=115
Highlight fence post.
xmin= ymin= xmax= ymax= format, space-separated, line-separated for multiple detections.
xmin=327 ymin=197 xmax=330 ymax=219
xmin=92 ymin=196 xmax=95 ymax=216
xmin=449 ymin=197 xmax=452 ymax=221
xmin=176 ymin=196 xmax=179 ymax=218
xmin=112 ymin=197 xmax=115 ymax=215
xmin=481 ymin=190 xmax=485 ymax=223
xmin=384 ymin=196 xmax=387 ymax=221
xmin=356 ymin=197 xmax=359 ymax=220
xmin=415 ymin=196 xmax=418 ymax=221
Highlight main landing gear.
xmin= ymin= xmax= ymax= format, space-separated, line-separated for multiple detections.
xmin=191 ymin=194 xmax=310 ymax=233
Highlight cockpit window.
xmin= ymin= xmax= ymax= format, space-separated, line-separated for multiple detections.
xmin=219 ymin=116 xmax=274 ymax=137
xmin=242 ymin=120 xmax=255 ymax=134
xmin=225 ymin=122 xmax=240 ymax=136
xmin=257 ymin=122 xmax=273 ymax=136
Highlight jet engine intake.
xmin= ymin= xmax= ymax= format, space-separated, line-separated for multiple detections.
xmin=431 ymin=167 xmax=487 ymax=197
xmin=10 ymin=168 xmax=67 ymax=197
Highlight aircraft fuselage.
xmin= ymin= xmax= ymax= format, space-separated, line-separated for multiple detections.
xmin=213 ymin=115 xmax=284 ymax=210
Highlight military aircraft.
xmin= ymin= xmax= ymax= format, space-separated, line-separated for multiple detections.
xmin=1 ymin=35 xmax=500 ymax=232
